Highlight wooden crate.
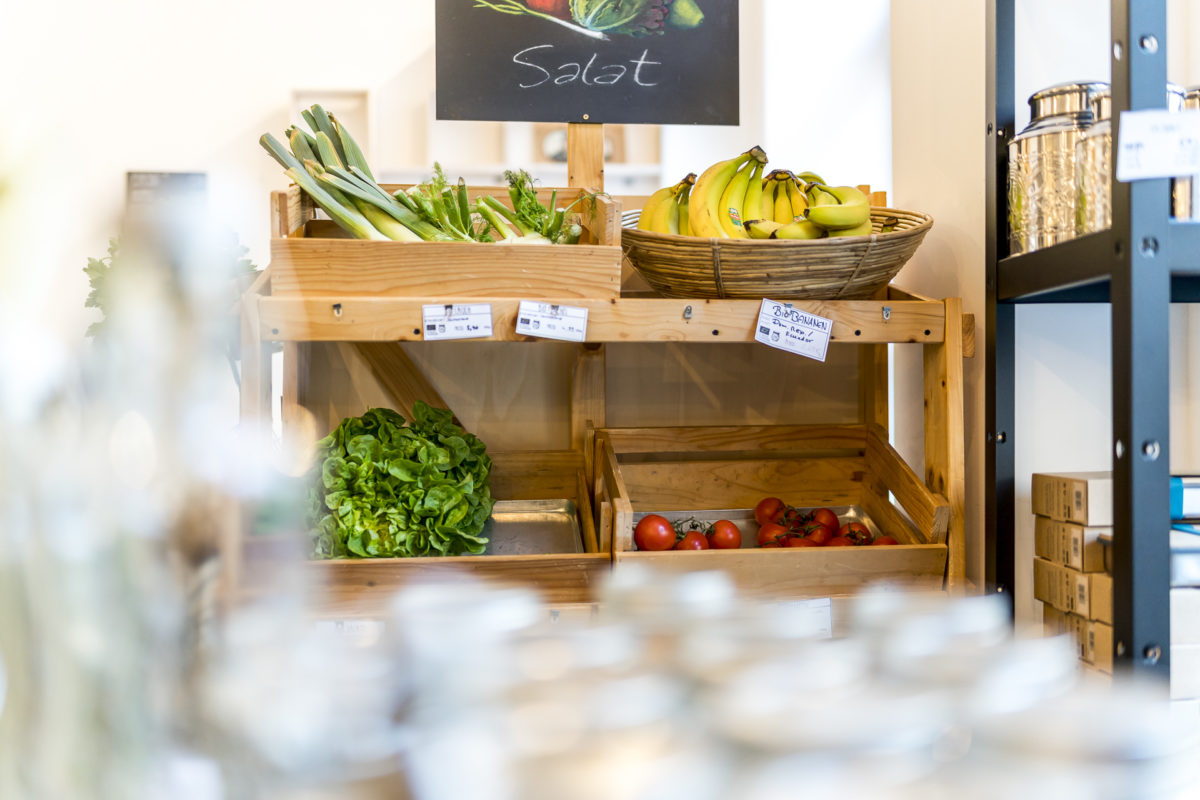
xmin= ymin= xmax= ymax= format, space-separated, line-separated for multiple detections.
xmin=269 ymin=184 xmax=622 ymax=299
xmin=594 ymin=423 xmax=952 ymax=599
xmin=241 ymin=450 xmax=609 ymax=617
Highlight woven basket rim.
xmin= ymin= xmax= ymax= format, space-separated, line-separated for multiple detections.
xmin=620 ymin=207 xmax=933 ymax=246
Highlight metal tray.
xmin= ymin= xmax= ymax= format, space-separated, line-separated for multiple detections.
xmin=633 ymin=505 xmax=919 ymax=548
xmin=482 ymin=499 xmax=584 ymax=556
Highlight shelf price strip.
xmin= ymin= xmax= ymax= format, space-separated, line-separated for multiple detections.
xmin=515 ymin=300 xmax=589 ymax=342
xmin=754 ymin=298 xmax=833 ymax=362
xmin=421 ymin=303 xmax=494 ymax=341
xmin=1116 ymin=109 xmax=1200 ymax=182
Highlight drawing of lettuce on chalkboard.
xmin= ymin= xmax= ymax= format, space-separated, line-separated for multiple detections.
xmin=474 ymin=0 xmax=705 ymax=41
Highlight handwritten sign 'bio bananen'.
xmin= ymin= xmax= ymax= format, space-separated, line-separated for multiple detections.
xmin=436 ymin=0 xmax=739 ymax=125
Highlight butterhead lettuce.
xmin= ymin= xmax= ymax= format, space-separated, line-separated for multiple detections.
xmin=307 ymin=404 xmax=495 ymax=558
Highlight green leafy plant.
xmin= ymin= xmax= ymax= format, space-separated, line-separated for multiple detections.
xmin=307 ymin=404 xmax=496 ymax=559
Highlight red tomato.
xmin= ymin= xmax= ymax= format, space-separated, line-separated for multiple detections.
xmin=757 ymin=522 xmax=789 ymax=547
xmin=871 ymin=535 xmax=899 ymax=546
xmin=838 ymin=522 xmax=873 ymax=546
xmin=787 ymin=536 xmax=820 ymax=547
xmin=675 ymin=531 xmax=710 ymax=550
xmin=826 ymin=536 xmax=855 ymax=547
xmin=634 ymin=514 xmax=676 ymax=551
xmin=707 ymin=520 xmax=742 ymax=550
xmin=754 ymin=497 xmax=785 ymax=526
xmin=760 ymin=542 xmax=781 ymax=548
xmin=810 ymin=507 xmax=840 ymax=531
xmin=804 ymin=523 xmax=834 ymax=546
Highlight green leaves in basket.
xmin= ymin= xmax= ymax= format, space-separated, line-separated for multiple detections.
xmin=307 ymin=403 xmax=495 ymax=559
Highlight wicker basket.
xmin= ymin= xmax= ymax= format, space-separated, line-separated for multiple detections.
xmin=621 ymin=208 xmax=933 ymax=299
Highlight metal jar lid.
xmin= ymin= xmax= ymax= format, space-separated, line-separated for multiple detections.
xmin=1089 ymin=90 xmax=1111 ymax=122
xmin=1028 ymin=81 xmax=1109 ymax=123
xmin=1188 ymin=86 xmax=1200 ymax=110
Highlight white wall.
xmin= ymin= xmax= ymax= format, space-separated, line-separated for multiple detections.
xmin=889 ymin=0 xmax=988 ymax=590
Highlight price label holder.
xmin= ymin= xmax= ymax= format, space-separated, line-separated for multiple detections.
xmin=313 ymin=619 xmax=385 ymax=646
xmin=754 ymin=299 xmax=833 ymax=362
xmin=422 ymin=303 xmax=494 ymax=341
xmin=1116 ymin=108 xmax=1200 ymax=182
xmin=771 ymin=597 xmax=834 ymax=639
xmin=515 ymin=301 xmax=588 ymax=342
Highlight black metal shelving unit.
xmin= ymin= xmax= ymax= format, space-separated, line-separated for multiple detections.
xmin=987 ymin=0 xmax=1200 ymax=679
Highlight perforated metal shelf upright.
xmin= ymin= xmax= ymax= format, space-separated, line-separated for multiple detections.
xmin=987 ymin=0 xmax=1200 ymax=679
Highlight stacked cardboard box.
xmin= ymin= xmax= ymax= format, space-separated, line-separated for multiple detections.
xmin=1033 ymin=471 xmax=1200 ymax=703
xmin=1033 ymin=472 xmax=1114 ymax=672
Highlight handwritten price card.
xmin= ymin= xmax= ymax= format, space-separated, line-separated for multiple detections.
xmin=754 ymin=299 xmax=833 ymax=362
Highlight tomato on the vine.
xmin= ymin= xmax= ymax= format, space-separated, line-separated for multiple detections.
xmin=826 ymin=536 xmax=855 ymax=547
xmin=787 ymin=536 xmax=820 ymax=547
xmin=756 ymin=522 xmax=789 ymax=547
xmin=838 ymin=522 xmax=873 ymax=546
xmin=634 ymin=514 xmax=676 ymax=551
xmin=803 ymin=523 xmax=834 ymax=546
xmin=707 ymin=519 xmax=742 ymax=550
xmin=810 ymin=507 xmax=840 ymax=532
xmin=754 ymin=497 xmax=786 ymax=526
xmin=675 ymin=531 xmax=710 ymax=550
xmin=871 ymin=535 xmax=899 ymax=546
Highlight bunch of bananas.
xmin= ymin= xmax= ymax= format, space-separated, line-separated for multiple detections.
xmin=637 ymin=146 xmax=881 ymax=241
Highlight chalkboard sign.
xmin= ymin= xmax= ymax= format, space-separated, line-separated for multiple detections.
xmin=436 ymin=0 xmax=738 ymax=126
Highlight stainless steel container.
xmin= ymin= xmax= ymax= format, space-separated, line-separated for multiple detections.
xmin=1076 ymin=84 xmax=1186 ymax=235
xmin=1173 ymin=87 xmax=1200 ymax=220
xmin=1008 ymin=81 xmax=1108 ymax=254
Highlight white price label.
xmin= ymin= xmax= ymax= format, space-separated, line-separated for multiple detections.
xmin=754 ymin=298 xmax=833 ymax=362
xmin=515 ymin=301 xmax=589 ymax=342
xmin=1116 ymin=109 xmax=1200 ymax=181
xmin=313 ymin=619 xmax=385 ymax=646
xmin=421 ymin=303 xmax=493 ymax=341
xmin=772 ymin=597 xmax=833 ymax=639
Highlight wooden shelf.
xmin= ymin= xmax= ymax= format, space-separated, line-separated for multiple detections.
xmin=252 ymin=285 xmax=973 ymax=351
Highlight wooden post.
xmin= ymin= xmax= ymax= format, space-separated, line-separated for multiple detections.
xmin=924 ymin=297 xmax=966 ymax=593
xmin=571 ymin=344 xmax=607 ymax=481
xmin=859 ymin=287 xmax=890 ymax=431
xmin=567 ymin=123 xmax=605 ymax=191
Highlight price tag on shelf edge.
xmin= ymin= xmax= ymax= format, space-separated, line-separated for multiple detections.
xmin=515 ymin=300 xmax=588 ymax=342
xmin=754 ymin=298 xmax=833 ymax=362
xmin=1116 ymin=108 xmax=1200 ymax=182
xmin=421 ymin=303 xmax=494 ymax=341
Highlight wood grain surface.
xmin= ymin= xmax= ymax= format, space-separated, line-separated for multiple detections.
xmin=257 ymin=297 xmax=947 ymax=344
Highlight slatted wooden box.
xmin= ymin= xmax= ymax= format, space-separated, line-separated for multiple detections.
xmin=269 ymin=184 xmax=622 ymax=299
xmin=593 ymin=423 xmax=952 ymax=599
xmin=243 ymin=450 xmax=609 ymax=617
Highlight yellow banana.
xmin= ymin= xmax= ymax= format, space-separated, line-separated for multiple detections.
xmin=689 ymin=146 xmax=768 ymax=238
xmin=718 ymin=160 xmax=758 ymax=238
xmin=796 ymin=171 xmax=826 ymax=185
xmin=806 ymin=183 xmax=837 ymax=209
xmin=637 ymin=184 xmax=676 ymax=231
xmin=774 ymin=219 xmax=826 ymax=240
xmin=676 ymin=174 xmax=696 ymax=235
xmin=774 ymin=177 xmax=794 ymax=225
xmin=744 ymin=219 xmax=784 ymax=239
xmin=804 ymin=184 xmax=871 ymax=230
xmin=828 ymin=218 xmax=874 ymax=237
xmin=740 ymin=161 xmax=766 ymax=236
xmin=649 ymin=188 xmax=681 ymax=234
xmin=760 ymin=177 xmax=778 ymax=221
xmin=784 ymin=174 xmax=808 ymax=220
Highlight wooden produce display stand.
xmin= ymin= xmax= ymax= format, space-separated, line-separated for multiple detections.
xmin=235 ymin=125 xmax=972 ymax=617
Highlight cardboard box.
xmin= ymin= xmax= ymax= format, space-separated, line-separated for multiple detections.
xmin=1173 ymin=645 xmax=1200 ymax=700
xmin=1034 ymin=515 xmax=1110 ymax=572
xmin=1043 ymin=605 xmax=1088 ymax=659
xmin=1034 ymin=557 xmax=1113 ymax=622
xmin=1032 ymin=471 xmax=1112 ymax=526
xmin=1173 ymin=589 xmax=1200 ymax=646
xmin=1085 ymin=620 xmax=1114 ymax=673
